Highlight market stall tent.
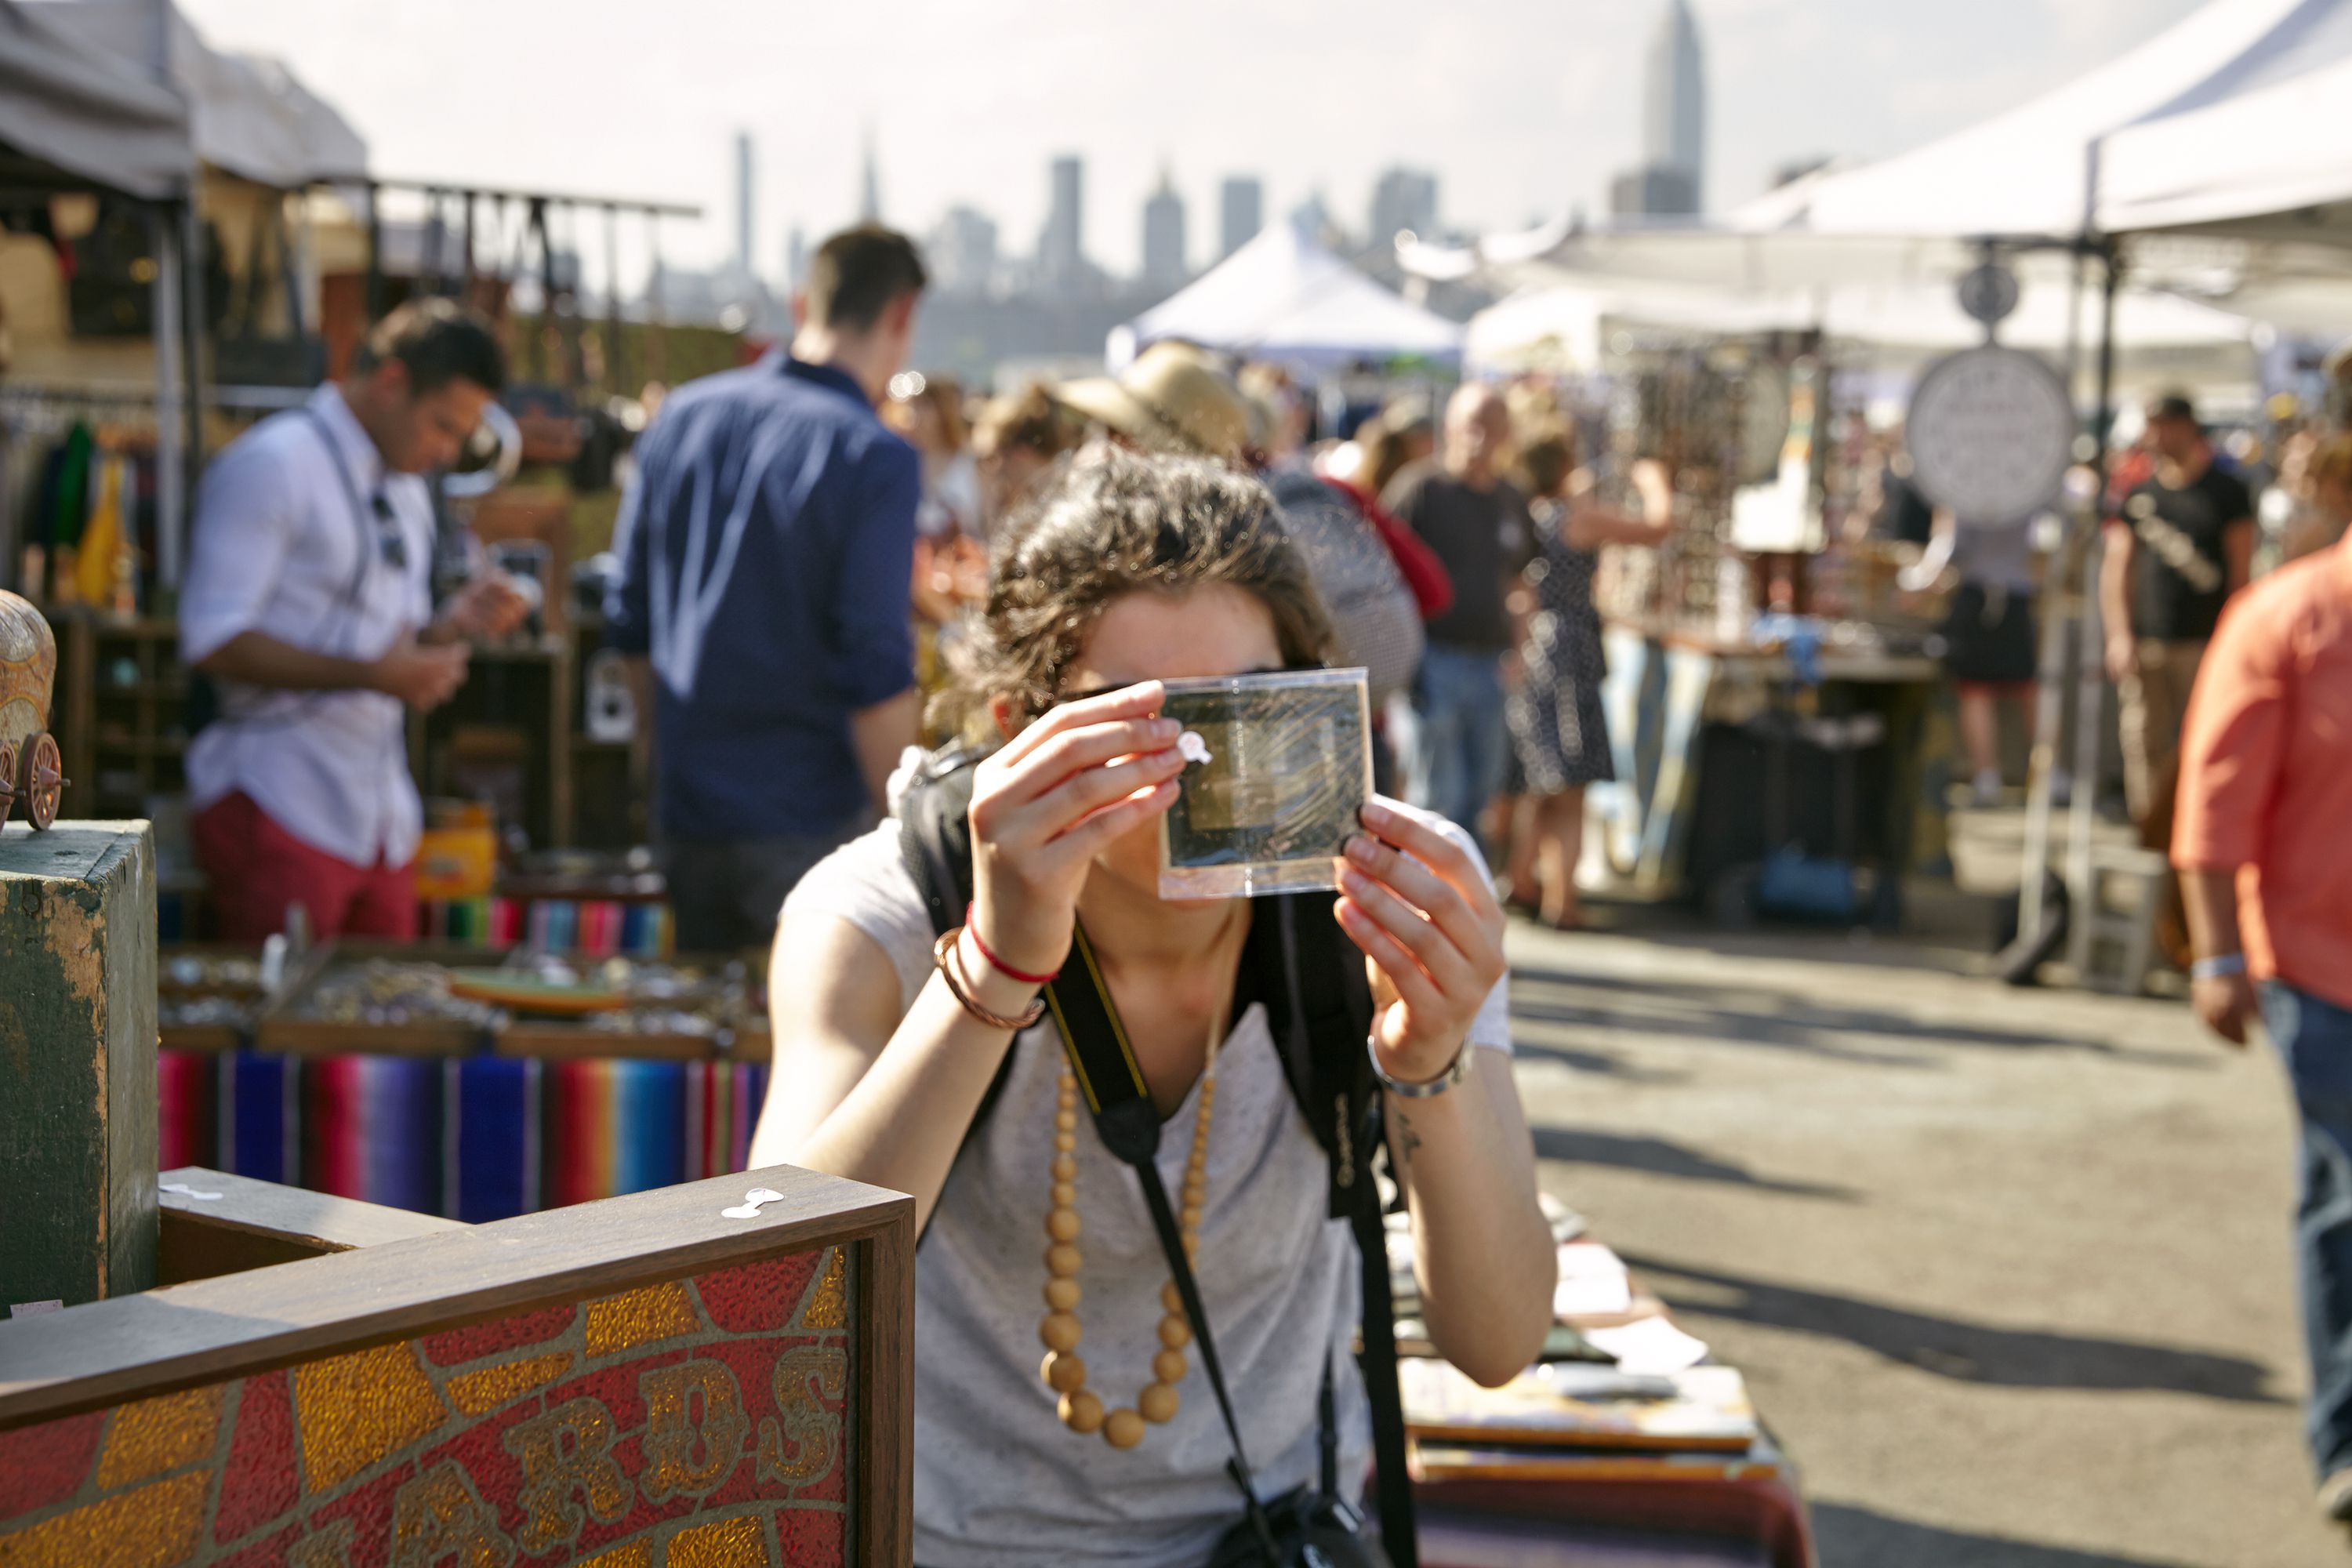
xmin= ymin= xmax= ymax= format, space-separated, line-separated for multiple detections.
xmin=1112 ymin=216 xmax=1463 ymax=373
xmin=0 ymin=0 xmax=191 ymax=198
xmin=27 ymin=0 xmax=367 ymax=187
xmin=1466 ymin=274 xmax=2259 ymax=395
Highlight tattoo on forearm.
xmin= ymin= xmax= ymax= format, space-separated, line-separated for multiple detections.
xmin=1395 ymin=1110 xmax=1423 ymax=1169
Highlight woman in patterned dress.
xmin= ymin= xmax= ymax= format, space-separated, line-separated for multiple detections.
xmin=1504 ymin=431 xmax=1675 ymax=929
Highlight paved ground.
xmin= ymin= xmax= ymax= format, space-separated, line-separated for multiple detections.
xmin=1504 ymin=904 xmax=2344 ymax=1567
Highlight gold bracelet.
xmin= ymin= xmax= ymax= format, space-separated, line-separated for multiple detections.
xmin=935 ymin=927 xmax=1047 ymax=1031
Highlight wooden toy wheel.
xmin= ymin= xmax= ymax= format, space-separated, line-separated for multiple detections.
xmin=25 ymin=731 xmax=61 ymax=831
xmin=0 ymin=740 xmax=15 ymax=826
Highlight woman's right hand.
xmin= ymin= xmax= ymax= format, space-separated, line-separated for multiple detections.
xmin=965 ymin=682 xmax=1182 ymax=978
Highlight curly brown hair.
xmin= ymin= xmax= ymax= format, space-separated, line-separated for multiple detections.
xmin=931 ymin=442 xmax=1336 ymax=740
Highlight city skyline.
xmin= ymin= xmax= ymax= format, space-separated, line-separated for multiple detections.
xmin=179 ymin=0 xmax=2209 ymax=292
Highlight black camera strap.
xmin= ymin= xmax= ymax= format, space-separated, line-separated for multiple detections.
xmin=1044 ymin=921 xmax=1284 ymax=1566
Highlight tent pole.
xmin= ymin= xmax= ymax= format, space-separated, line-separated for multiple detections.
xmin=2063 ymin=241 xmax=2122 ymax=982
xmin=151 ymin=203 xmax=183 ymax=593
xmin=365 ymin=179 xmax=384 ymax=323
xmin=2016 ymin=238 xmax=2096 ymax=948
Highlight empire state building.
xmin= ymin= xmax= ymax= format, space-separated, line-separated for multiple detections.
xmin=1613 ymin=0 xmax=1708 ymax=217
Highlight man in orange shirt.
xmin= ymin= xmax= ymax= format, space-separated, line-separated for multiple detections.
xmin=2173 ymin=528 xmax=2352 ymax=1520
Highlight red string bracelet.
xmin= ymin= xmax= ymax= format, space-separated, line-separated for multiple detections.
xmin=964 ymin=903 xmax=1060 ymax=984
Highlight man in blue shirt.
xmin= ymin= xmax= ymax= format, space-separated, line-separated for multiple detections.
xmin=608 ymin=226 xmax=928 ymax=949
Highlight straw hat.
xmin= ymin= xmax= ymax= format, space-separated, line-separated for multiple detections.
xmin=1056 ymin=343 xmax=1253 ymax=463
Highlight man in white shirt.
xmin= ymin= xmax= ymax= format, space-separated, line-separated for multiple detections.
xmin=180 ymin=299 xmax=524 ymax=940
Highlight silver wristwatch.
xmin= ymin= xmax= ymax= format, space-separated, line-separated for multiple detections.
xmin=1367 ymin=1036 xmax=1475 ymax=1099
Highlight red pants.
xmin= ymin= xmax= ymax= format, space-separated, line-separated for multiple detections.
xmin=192 ymin=792 xmax=416 ymax=942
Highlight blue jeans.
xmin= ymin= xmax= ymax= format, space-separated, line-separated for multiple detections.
xmin=1406 ymin=644 xmax=1509 ymax=854
xmin=2263 ymin=981 xmax=2352 ymax=1478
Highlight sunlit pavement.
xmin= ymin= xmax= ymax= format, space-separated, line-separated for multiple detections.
xmin=1507 ymin=908 xmax=2341 ymax=1567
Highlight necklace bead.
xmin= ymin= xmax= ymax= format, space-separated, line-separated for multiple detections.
xmin=1102 ymin=1408 xmax=1147 ymax=1450
xmin=1138 ymin=1381 xmax=1181 ymax=1424
xmin=1044 ymin=1351 xmax=1088 ymax=1393
xmin=1040 ymin=1058 xmax=1216 ymax=1453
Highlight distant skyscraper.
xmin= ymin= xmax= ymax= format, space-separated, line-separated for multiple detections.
xmin=785 ymin=227 xmax=808 ymax=294
xmin=927 ymin=205 xmax=1000 ymax=296
xmin=1219 ymin=176 xmax=1263 ymax=260
xmin=733 ymin=130 xmax=756 ymax=281
xmin=1642 ymin=0 xmax=1706 ymax=202
xmin=859 ymin=129 xmax=882 ymax=223
xmin=1290 ymin=191 xmax=1341 ymax=249
xmin=1141 ymin=170 xmax=1187 ymax=289
xmin=1368 ymin=167 xmax=1439 ymax=246
xmin=1038 ymin=154 xmax=1086 ymax=285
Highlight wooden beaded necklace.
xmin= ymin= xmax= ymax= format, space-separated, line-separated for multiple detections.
xmin=1037 ymin=1014 xmax=1221 ymax=1450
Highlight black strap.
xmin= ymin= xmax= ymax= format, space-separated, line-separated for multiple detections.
xmin=1270 ymin=899 xmax=1419 ymax=1568
xmin=1044 ymin=924 xmax=1282 ymax=1563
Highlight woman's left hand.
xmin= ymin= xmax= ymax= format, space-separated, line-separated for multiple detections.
xmin=1334 ymin=799 xmax=1508 ymax=1084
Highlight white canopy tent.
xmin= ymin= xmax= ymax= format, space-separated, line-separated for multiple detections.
xmin=0 ymin=0 xmax=191 ymax=198
xmin=28 ymin=0 xmax=367 ymax=188
xmin=1112 ymin=217 xmax=1463 ymax=374
xmin=1465 ymin=274 xmax=2260 ymax=394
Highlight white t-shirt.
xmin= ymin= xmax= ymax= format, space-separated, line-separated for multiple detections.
xmin=782 ymin=800 xmax=1510 ymax=1568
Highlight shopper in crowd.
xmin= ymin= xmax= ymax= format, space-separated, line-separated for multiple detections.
xmin=888 ymin=375 xmax=987 ymax=633
xmin=1058 ymin=343 xmax=1426 ymax=727
xmin=1238 ymin=360 xmax=1311 ymax=461
xmin=2279 ymin=433 xmax=2352 ymax=564
xmin=752 ymin=443 xmax=1552 ymax=1566
xmin=182 ymin=299 xmax=527 ymax=940
xmin=1907 ymin=509 xmax=2044 ymax=805
xmin=2100 ymin=391 xmax=2254 ymax=828
xmin=1358 ymin=405 xmax=1436 ymax=500
xmin=972 ymin=383 xmax=1082 ymax=535
xmin=1501 ymin=431 xmax=1674 ymax=927
xmin=607 ymin=224 xmax=927 ymax=951
xmin=886 ymin=372 xmax=983 ymax=542
xmin=2172 ymin=520 xmax=2352 ymax=1523
xmin=1381 ymin=383 xmax=1535 ymax=854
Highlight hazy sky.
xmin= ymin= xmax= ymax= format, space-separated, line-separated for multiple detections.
xmin=176 ymin=0 xmax=2206 ymax=286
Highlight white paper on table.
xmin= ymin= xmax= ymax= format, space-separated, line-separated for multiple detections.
xmin=1584 ymin=1315 xmax=1711 ymax=1376
xmin=1551 ymin=1242 xmax=1633 ymax=1319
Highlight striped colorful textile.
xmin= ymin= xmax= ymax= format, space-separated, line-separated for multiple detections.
xmin=154 ymin=1053 xmax=771 ymax=1219
xmin=303 ymin=1056 xmax=445 ymax=1214
xmin=542 ymin=1058 xmax=689 ymax=1208
xmin=223 ymin=1051 xmax=299 ymax=1184
xmin=416 ymin=897 xmax=673 ymax=956
xmin=445 ymin=1057 xmax=542 ymax=1222
xmin=156 ymin=1051 xmax=217 ymax=1171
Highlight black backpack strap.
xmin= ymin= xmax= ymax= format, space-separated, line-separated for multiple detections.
xmin=897 ymin=745 xmax=1022 ymax=1212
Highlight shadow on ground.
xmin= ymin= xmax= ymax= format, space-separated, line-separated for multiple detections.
xmin=1810 ymin=1502 xmax=2216 ymax=1567
xmin=1622 ymin=1253 xmax=2284 ymax=1404
xmin=1532 ymin=1127 xmax=1860 ymax=1201
xmin=1511 ymin=963 xmax=2209 ymax=1069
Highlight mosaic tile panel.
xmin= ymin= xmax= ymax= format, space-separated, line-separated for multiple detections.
xmin=0 ymin=1247 xmax=853 ymax=1567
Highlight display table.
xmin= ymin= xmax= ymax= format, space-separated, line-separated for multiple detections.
xmin=1591 ymin=621 xmax=1939 ymax=928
